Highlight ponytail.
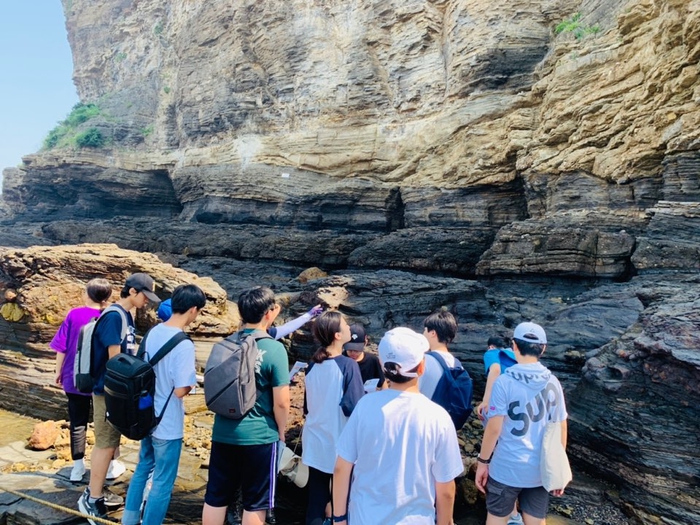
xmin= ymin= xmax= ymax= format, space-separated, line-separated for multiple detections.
xmin=311 ymin=311 xmax=344 ymax=363
xmin=312 ymin=346 xmax=331 ymax=364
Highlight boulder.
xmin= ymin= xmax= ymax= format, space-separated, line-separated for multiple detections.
xmin=0 ymin=244 xmax=239 ymax=352
xmin=27 ymin=421 xmax=61 ymax=451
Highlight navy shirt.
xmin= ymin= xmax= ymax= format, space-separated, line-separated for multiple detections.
xmin=91 ymin=304 xmax=135 ymax=394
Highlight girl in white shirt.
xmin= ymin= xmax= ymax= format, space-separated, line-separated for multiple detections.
xmin=302 ymin=311 xmax=364 ymax=525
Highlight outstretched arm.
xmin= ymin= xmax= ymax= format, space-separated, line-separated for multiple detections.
xmin=273 ymin=305 xmax=323 ymax=340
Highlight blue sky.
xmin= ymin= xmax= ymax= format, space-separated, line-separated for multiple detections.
xmin=0 ymin=2 xmax=78 ymax=176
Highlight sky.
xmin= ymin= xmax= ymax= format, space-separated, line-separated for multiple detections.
xmin=0 ymin=2 xmax=78 ymax=181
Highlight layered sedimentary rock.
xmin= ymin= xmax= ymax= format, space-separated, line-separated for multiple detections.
xmin=0 ymin=244 xmax=239 ymax=351
xmin=569 ymin=276 xmax=700 ymax=525
xmin=0 ymin=0 xmax=699 ymax=522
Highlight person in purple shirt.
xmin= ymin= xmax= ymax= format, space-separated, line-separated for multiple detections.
xmin=51 ymin=278 xmax=113 ymax=482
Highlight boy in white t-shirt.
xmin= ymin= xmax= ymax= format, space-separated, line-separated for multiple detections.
xmin=418 ymin=310 xmax=459 ymax=399
xmin=332 ymin=327 xmax=464 ymax=525
xmin=121 ymin=284 xmax=206 ymax=525
xmin=475 ymin=322 xmax=568 ymax=525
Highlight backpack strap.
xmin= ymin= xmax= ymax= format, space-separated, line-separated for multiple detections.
xmin=251 ymin=329 xmax=272 ymax=341
xmin=99 ymin=305 xmax=130 ymax=343
xmin=426 ymin=351 xmax=463 ymax=394
xmin=148 ymin=331 xmax=191 ymax=367
xmin=142 ymin=330 xmax=192 ymax=425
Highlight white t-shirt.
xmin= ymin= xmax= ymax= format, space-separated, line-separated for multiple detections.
xmin=302 ymin=356 xmax=364 ymax=473
xmin=486 ymin=362 xmax=568 ymax=488
xmin=144 ymin=324 xmax=196 ymax=440
xmin=336 ymin=389 xmax=464 ymax=525
xmin=418 ymin=350 xmax=457 ymax=399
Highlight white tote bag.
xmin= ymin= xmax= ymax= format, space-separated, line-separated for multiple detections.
xmin=540 ymin=420 xmax=573 ymax=491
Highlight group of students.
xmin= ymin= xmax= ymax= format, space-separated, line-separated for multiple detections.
xmin=51 ymin=275 xmax=568 ymax=525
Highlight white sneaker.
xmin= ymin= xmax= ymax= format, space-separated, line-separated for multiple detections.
xmin=106 ymin=459 xmax=126 ymax=480
xmin=507 ymin=513 xmax=524 ymax=525
xmin=70 ymin=461 xmax=86 ymax=482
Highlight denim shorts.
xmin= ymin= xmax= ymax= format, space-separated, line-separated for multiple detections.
xmin=486 ymin=477 xmax=550 ymax=519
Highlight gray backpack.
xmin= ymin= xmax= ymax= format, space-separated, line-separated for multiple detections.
xmin=204 ymin=329 xmax=271 ymax=419
xmin=73 ymin=305 xmax=128 ymax=393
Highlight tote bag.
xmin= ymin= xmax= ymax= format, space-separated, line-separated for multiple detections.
xmin=540 ymin=420 xmax=573 ymax=491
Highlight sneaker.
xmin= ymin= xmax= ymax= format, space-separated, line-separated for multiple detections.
xmin=266 ymin=508 xmax=277 ymax=525
xmin=69 ymin=462 xmax=86 ymax=482
xmin=106 ymin=459 xmax=126 ymax=480
xmin=103 ymin=488 xmax=124 ymax=509
xmin=507 ymin=513 xmax=524 ymax=525
xmin=78 ymin=487 xmax=109 ymax=525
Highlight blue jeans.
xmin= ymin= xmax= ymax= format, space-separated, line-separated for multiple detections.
xmin=122 ymin=436 xmax=183 ymax=525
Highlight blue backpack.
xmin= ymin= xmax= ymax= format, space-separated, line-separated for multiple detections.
xmin=427 ymin=351 xmax=473 ymax=430
xmin=497 ymin=349 xmax=517 ymax=371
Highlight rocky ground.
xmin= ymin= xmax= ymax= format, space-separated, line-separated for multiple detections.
xmin=0 ymin=244 xmax=697 ymax=523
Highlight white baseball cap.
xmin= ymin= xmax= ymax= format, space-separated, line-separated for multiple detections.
xmin=513 ymin=322 xmax=547 ymax=345
xmin=378 ymin=327 xmax=429 ymax=378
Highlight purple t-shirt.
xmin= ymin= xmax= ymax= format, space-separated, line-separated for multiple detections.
xmin=50 ymin=306 xmax=102 ymax=396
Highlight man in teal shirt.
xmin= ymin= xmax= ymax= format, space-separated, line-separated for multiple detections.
xmin=202 ymin=287 xmax=290 ymax=525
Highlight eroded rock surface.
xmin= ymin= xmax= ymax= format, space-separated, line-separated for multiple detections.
xmin=0 ymin=0 xmax=699 ymax=523
xmin=0 ymin=244 xmax=239 ymax=351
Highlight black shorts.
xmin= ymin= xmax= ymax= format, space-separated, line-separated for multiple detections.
xmin=205 ymin=441 xmax=279 ymax=512
xmin=486 ymin=477 xmax=550 ymax=519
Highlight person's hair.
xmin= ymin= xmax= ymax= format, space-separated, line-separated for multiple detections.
xmin=120 ymin=284 xmax=131 ymax=298
xmin=86 ymin=278 xmax=112 ymax=304
xmin=170 ymin=284 xmax=206 ymax=314
xmin=312 ymin=310 xmax=344 ymax=363
xmin=237 ymin=286 xmax=276 ymax=324
xmin=513 ymin=338 xmax=545 ymax=357
xmin=383 ymin=362 xmax=419 ymax=384
xmin=487 ymin=336 xmax=506 ymax=348
xmin=423 ymin=310 xmax=457 ymax=344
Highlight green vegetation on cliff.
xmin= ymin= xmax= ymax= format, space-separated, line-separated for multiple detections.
xmin=43 ymin=103 xmax=103 ymax=150
xmin=555 ymin=13 xmax=600 ymax=40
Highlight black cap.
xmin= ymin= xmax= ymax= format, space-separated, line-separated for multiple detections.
xmin=125 ymin=273 xmax=160 ymax=304
xmin=344 ymin=323 xmax=367 ymax=352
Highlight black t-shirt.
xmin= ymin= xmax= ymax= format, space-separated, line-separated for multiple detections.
xmin=343 ymin=351 xmax=385 ymax=389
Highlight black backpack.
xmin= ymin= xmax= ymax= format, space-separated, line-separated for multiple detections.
xmin=104 ymin=329 xmax=190 ymax=440
xmin=427 ymin=351 xmax=474 ymax=430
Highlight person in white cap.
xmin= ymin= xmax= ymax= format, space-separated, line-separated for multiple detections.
xmin=332 ymin=327 xmax=463 ymax=525
xmin=475 ymin=322 xmax=568 ymax=525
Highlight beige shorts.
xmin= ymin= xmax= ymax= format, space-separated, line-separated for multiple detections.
xmin=92 ymin=394 xmax=121 ymax=449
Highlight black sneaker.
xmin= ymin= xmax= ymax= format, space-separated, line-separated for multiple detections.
xmin=78 ymin=487 xmax=109 ymax=525
xmin=266 ymin=508 xmax=277 ymax=525
xmin=102 ymin=487 xmax=124 ymax=509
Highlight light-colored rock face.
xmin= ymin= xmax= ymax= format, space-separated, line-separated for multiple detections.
xmin=62 ymin=0 xmax=572 ymax=179
xmin=60 ymin=0 xmax=699 ymax=186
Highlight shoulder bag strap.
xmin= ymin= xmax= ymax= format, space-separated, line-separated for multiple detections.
xmin=149 ymin=331 xmax=191 ymax=367
xmin=147 ymin=331 xmax=191 ymax=422
xmin=426 ymin=351 xmax=457 ymax=389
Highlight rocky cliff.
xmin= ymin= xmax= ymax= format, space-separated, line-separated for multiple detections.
xmin=1 ymin=0 xmax=699 ymax=523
